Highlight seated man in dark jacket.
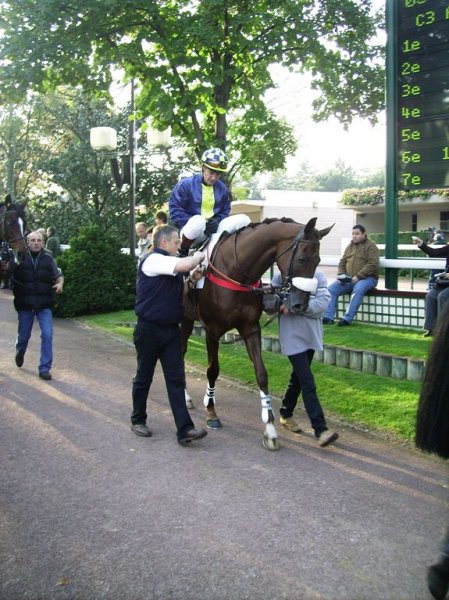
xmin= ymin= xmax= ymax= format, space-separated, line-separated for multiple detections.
xmin=13 ymin=230 xmax=64 ymax=380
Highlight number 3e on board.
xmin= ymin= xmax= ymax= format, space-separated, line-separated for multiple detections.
xmin=402 ymin=83 xmax=420 ymax=97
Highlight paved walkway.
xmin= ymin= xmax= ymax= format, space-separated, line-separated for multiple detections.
xmin=0 ymin=289 xmax=447 ymax=600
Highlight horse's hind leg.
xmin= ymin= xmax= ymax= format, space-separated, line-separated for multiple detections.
xmin=180 ymin=316 xmax=195 ymax=409
xmin=204 ymin=334 xmax=222 ymax=429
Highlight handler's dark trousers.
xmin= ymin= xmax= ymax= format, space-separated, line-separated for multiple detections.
xmin=280 ymin=349 xmax=327 ymax=437
xmin=131 ymin=319 xmax=194 ymax=439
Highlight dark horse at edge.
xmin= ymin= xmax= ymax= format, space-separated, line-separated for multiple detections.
xmin=0 ymin=194 xmax=27 ymax=279
xmin=181 ymin=217 xmax=333 ymax=450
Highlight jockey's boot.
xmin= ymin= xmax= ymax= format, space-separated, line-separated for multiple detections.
xmin=176 ymin=234 xmax=193 ymax=258
xmin=176 ymin=247 xmax=189 ymax=258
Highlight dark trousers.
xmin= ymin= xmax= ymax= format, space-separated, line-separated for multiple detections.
xmin=280 ymin=350 xmax=327 ymax=437
xmin=131 ymin=320 xmax=194 ymax=439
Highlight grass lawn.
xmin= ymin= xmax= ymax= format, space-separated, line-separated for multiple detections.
xmin=79 ymin=309 xmax=425 ymax=445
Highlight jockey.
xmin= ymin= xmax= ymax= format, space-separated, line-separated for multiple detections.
xmin=169 ymin=147 xmax=231 ymax=257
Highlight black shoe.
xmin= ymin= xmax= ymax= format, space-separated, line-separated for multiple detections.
xmin=176 ymin=247 xmax=189 ymax=258
xmin=423 ymin=330 xmax=433 ymax=337
xmin=178 ymin=428 xmax=208 ymax=446
xmin=39 ymin=371 xmax=52 ymax=380
xmin=338 ymin=319 xmax=351 ymax=327
xmin=130 ymin=423 xmax=152 ymax=437
xmin=15 ymin=352 xmax=24 ymax=367
xmin=322 ymin=317 xmax=335 ymax=325
xmin=427 ymin=563 xmax=449 ymax=599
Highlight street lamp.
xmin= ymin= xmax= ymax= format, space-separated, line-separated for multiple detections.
xmin=90 ymin=83 xmax=170 ymax=259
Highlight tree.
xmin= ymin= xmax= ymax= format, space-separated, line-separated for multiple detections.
xmin=0 ymin=0 xmax=384 ymax=178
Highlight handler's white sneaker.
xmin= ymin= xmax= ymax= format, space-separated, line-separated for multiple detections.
xmin=280 ymin=416 xmax=302 ymax=433
xmin=318 ymin=430 xmax=339 ymax=447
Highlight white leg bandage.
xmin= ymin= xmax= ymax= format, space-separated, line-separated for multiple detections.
xmin=260 ymin=391 xmax=272 ymax=424
xmin=203 ymin=385 xmax=216 ymax=407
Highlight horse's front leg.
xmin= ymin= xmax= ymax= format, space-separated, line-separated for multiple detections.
xmin=242 ymin=329 xmax=280 ymax=451
xmin=204 ymin=332 xmax=222 ymax=429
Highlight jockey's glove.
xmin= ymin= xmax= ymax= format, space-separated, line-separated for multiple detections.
xmin=204 ymin=218 xmax=218 ymax=235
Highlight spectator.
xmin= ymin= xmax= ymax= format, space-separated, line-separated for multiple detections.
xmin=428 ymin=231 xmax=447 ymax=290
xmin=45 ymin=227 xmax=62 ymax=258
xmin=415 ymin=305 xmax=449 ymax=599
xmin=412 ymin=234 xmax=449 ymax=337
xmin=36 ymin=228 xmax=47 ymax=244
xmin=130 ymin=224 xmax=208 ymax=446
xmin=169 ymin=148 xmax=230 ymax=257
xmin=12 ymin=230 xmax=64 ymax=380
xmin=323 ymin=224 xmax=379 ymax=327
xmin=271 ymin=269 xmax=339 ymax=447
xmin=154 ymin=211 xmax=168 ymax=226
xmin=135 ymin=222 xmax=152 ymax=260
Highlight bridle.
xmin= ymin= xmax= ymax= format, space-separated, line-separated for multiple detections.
xmin=274 ymin=226 xmax=320 ymax=290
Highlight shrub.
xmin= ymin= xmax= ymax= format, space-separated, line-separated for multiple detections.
xmin=54 ymin=224 xmax=136 ymax=318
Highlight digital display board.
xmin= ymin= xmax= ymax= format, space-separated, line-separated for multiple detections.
xmin=396 ymin=0 xmax=449 ymax=190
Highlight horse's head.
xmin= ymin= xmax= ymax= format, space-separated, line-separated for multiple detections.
xmin=275 ymin=217 xmax=334 ymax=313
xmin=0 ymin=195 xmax=27 ymax=262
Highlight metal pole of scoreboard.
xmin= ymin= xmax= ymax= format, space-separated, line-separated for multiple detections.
xmin=385 ymin=0 xmax=399 ymax=290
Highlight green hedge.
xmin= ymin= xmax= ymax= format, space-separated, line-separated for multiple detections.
xmin=54 ymin=224 xmax=136 ymax=318
xmin=341 ymin=187 xmax=449 ymax=207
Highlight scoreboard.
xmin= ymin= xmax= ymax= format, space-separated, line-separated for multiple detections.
xmin=397 ymin=0 xmax=449 ymax=190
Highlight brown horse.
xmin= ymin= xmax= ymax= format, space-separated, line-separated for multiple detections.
xmin=181 ymin=217 xmax=333 ymax=450
xmin=0 ymin=195 xmax=27 ymax=262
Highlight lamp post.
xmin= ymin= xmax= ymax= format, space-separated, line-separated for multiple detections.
xmin=128 ymin=81 xmax=137 ymax=259
xmin=90 ymin=82 xmax=170 ymax=259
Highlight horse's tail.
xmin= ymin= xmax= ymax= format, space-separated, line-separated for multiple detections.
xmin=415 ymin=305 xmax=449 ymax=458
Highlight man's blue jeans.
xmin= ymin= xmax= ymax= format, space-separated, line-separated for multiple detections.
xmin=16 ymin=308 xmax=53 ymax=373
xmin=324 ymin=276 xmax=377 ymax=323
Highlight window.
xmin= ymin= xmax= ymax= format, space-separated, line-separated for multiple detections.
xmin=440 ymin=211 xmax=449 ymax=232
xmin=411 ymin=213 xmax=417 ymax=232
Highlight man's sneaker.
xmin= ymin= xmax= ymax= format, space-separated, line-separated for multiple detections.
xmin=39 ymin=371 xmax=52 ymax=381
xmin=15 ymin=352 xmax=24 ymax=367
xmin=318 ymin=430 xmax=339 ymax=447
xmin=338 ymin=319 xmax=350 ymax=327
xmin=322 ymin=317 xmax=335 ymax=325
xmin=423 ymin=329 xmax=433 ymax=337
xmin=279 ymin=416 xmax=302 ymax=433
xmin=131 ymin=423 xmax=152 ymax=437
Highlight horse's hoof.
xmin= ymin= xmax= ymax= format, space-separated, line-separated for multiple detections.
xmin=262 ymin=434 xmax=281 ymax=451
xmin=206 ymin=418 xmax=222 ymax=430
xmin=186 ymin=399 xmax=194 ymax=410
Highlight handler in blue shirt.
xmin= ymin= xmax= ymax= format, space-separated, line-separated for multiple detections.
xmin=131 ymin=224 xmax=208 ymax=446
xmin=169 ymin=148 xmax=230 ymax=257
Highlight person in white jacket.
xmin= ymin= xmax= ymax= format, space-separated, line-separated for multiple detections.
xmin=271 ymin=269 xmax=339 ymax=447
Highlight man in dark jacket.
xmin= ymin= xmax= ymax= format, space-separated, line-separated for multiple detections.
xmin=13 ymin=230 xmax=64 ymax=380
xmin=131 ymin=224 xmax=207 ymax=445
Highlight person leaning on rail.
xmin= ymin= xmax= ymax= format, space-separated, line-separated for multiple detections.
xmin=412 ymin=234 xmax=449 ymax=337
